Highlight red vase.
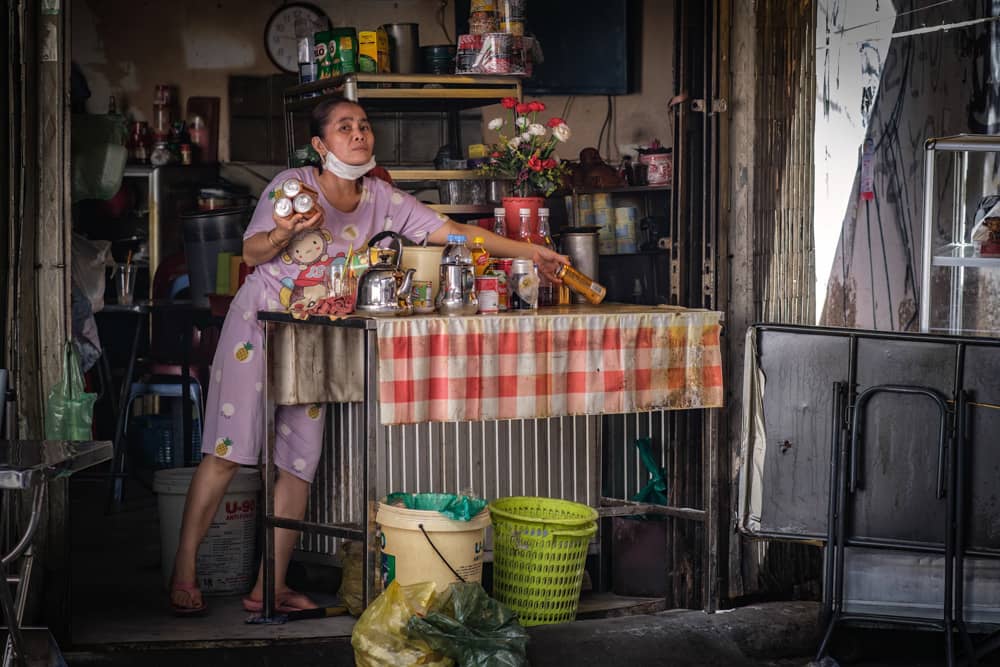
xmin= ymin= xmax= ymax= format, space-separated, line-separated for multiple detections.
xmin=502 ymin=196 xmax=545 ymax=241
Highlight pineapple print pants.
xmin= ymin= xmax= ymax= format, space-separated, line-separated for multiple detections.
xmin=201 ymin=299 xmax=326 ymax=482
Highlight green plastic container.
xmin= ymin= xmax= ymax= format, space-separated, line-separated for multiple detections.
xmin=488 ymin=496 xmax=598 ymax=626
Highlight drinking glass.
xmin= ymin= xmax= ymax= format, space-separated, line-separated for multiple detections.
xmin=116 ymin=263 xmax=136 ymax=305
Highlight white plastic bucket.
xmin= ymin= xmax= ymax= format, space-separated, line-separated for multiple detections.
xmin=376 ymin=502 xmax=490 ymax=592
xmin=154 ymin=466 xmax=260 ymax=595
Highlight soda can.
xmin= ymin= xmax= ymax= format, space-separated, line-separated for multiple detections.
xmin=293 ymin=193 xmax=315 ymax=215
xmin=274 ymin=197 xmax=294 ymax=219
xmin=475 ymin=275 xmax=499 ymax=313
xmin=412 ymin=280 xmax=434 ymax=313
xmin=282 ymin=179 xmax=302 ymax=198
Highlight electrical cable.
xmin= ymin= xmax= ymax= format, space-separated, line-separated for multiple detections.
xmin=865 ymin=190 xmax=878 ymax=328
xmin=869 ymin=198 xmax=895 ymax=330
xmin=436 ymin=0 xmax=453 ymax=45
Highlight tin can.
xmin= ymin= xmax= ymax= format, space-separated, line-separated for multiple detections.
xmin=475 ymin=275 xmax=499 ymax=313
xmin=293 ymin=193 xmax=315 ymax=215
xmin=412 ymin=280 xmax=434 ymax=313
xmin=282 ymin=179 xmax=303 ymax=198
xmin=510 ymin=258 xmax=538 ymax=310
xmin=493 ymin=258 xmax=513 ymax=311
xmin=274 ymin=197 xmax=294 ymax=219
xmin=314 ymin=31 xmax=333 ymax=79
xmin=556 ymin=264 xmax=607 ymax=305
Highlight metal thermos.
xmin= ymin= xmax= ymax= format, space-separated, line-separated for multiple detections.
xmin=560 ymin=232 xmax=600 ymax=304
xmin=382 ymin=23 xmax=420 ymax=74
xmin=436 ymin=264 xmax=478 ymax=315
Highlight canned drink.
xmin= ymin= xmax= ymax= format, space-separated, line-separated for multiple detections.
xmin=282 ymin=179 xmax=303 ymax=198
xmin=475 ymin=275 xmax=499 ymax=313
xmin=510 ymin=258 xmax=538 ymax=310
xmin=411 ymin=280 xmax=434 ymax=313
xmin=274 ymin=197 xmax=294 ymax=219
xmin=493 ymin=258 xmax=513 ymax=311
xmin=293 ymin=193 xmax=315 ymax=215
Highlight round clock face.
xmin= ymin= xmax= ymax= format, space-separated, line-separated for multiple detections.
xmin=264 ymin=3 xmax=330 ymax=73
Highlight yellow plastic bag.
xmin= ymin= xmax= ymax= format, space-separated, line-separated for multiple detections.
xmin=351 ymin=581 xmax=454 ymax=667
xmin=337 ymin=540 xmax=364 ymax=616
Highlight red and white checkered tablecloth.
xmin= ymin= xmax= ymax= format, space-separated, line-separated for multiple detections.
xmin=375 ymin=305 xmax=723 ymax=425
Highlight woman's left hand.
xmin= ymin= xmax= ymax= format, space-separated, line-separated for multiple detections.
xmin=531 ymin=246 xmax=570 ymax=283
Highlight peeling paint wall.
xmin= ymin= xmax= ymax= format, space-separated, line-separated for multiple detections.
xmin=818 ymin=0 xmax=1000 ymax=333
xmin=72 ymin=0 xmax=674 ymax=164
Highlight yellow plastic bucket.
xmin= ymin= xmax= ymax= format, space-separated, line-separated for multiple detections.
xmin=376 ymin=501 xmax=490 ymax=592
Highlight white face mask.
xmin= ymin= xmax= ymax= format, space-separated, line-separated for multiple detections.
xmin=322 ymin=147 xmax=376 ymax=180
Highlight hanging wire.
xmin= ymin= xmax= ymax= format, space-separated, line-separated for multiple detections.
xmin=436 ymin=0 xmax=453 ymax=45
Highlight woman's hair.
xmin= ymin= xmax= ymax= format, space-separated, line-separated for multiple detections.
xmin=309 ymin=96 xmax=360 ymax=139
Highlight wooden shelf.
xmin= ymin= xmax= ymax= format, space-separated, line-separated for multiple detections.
xmin=428 ymin=204 xmax=493 ymax=215
xmin=389 ymin=169 xmax=482 ymax=181
xmin=284 ymin=73 xmax=523 ymax=113
xmin=573 ymin=184 xmax=672 ymax=195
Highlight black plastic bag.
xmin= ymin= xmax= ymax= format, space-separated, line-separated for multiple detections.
xmin=407 ymin=583 xmax=529 ymax=667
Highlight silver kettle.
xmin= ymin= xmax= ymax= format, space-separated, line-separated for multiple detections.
xmin=355 ymin=231 xmax=416 ymax=315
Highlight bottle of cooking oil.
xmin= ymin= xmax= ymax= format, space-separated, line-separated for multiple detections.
xmin=471 ymin=236 xmax=490 ymax=276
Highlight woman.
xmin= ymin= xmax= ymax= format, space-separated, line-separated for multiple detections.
xmin=169 ymin=96 xmax=568 ymax=615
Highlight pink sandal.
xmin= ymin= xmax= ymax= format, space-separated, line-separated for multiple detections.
xmin=170 ymin=582 xmax=208 ymax=616
xmin=242 ymin=589 xmax=316 ymax=614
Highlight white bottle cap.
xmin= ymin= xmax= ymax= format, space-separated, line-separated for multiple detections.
xmin=494 ymin=208 xmax=506 ymax=217
xmin=539 ymin=208 xmax=549 ymax=216
xmin=519 ymin=208 xmax=531 ymax=215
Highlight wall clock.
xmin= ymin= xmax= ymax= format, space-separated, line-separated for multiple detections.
xmin=264 ymin=3 xmax=331 ymax=73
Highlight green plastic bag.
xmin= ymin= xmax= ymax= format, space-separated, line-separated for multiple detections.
xmin=406 ymin=583 xmax=529 ymax=667
xmin=44 ymin=343 xmax=97 ymax=440
xmin=385 ymin=492 xmax=489 ymax=522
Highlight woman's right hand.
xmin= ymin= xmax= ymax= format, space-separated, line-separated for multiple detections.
xmin=271 ymin=208 xmax=324 ymax=245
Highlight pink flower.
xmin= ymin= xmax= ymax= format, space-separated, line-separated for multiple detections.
xmin=546 ymin=117 xmax=565 ymax=128
xmin=501 ymin=97 xmax=517 ymax=109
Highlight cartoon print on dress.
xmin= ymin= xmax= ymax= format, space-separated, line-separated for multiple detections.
xmin=277 ymin=229 xmax=335 ymax=310
xmin=390 ymin=191 xmax=403 ymax=206
xmin=307 ymin=404 xmax=321 ymax=419
xmin=221 ymin=403 xmax=235 ymax=418
xmin=341 ymin=224 xmax=360 ymax=242
xmin=215 ymin=437 xmax=233 ymax=457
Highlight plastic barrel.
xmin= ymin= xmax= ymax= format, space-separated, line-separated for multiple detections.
xmin=376 ymin=500 xmax=490 ymax=592
xmin=155 ymin=466 xmax=260 ymax=595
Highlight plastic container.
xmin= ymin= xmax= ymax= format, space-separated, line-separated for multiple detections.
xmin=489 ymin=496 xmax=598 ymax=626
xmin=181 ymin=207 xmax=247 ymax=307
xmin=376 ymin=500 xmax=490 ymax=592
xmin=155 ymin=466 xmax=260 ymax=595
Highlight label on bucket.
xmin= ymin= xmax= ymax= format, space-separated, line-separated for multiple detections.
xmin=196 ymin=496 xmax=256 ymax=594
xmin=381 ymin=552 xmax=396 ymax=589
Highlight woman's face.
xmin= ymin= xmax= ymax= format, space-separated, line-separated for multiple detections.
xmin=317 ymin=102 xmax=374 ymax=166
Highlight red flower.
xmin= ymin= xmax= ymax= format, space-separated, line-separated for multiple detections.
xmin=527 ymin=155 xmax=543 ymax=172
xmin=543 ymin=158 xmax=557 ymax=169
xmin=530 ymin=101 xmax=546 ymax=112
xmin=491 ymin=151 xmax=502 ymax=158
xmin=516 ymin=103 xmax=531 ymax=114
xmin=501 ymin=97 xmax=517 ymax=109
xmin=546 ymin=117 xmax=565 ymax=128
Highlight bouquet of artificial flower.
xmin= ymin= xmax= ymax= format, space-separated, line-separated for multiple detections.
xmin=478 ymin=98 xmax=572 ymax=197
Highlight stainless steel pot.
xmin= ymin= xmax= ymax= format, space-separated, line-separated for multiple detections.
xmin=560 ymin=232 xmax=600 ymax=305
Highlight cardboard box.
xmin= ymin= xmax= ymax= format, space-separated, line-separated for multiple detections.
xmin=359 ymin=28 xmax=390 ymax=73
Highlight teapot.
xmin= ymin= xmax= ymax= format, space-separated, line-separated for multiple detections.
xmin=355 ymin=231 xmax=416 ymax=315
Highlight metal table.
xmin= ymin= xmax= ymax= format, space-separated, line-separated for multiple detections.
xmin=258 ymin=313 xmax=378 ymax=618
xmin=0 ymin=440 xmax=112 ymax=666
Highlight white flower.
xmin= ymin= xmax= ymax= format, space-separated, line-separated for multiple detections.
xmin=515 ymin=117 xmax=529 ymax=128
xmin=528 ymin=123 xmax=546 ymax=136
xmin=552 ymin=123 xmax=572 ymax=142
xmin=520 ymin=131 xmax=532 ymax=142
xmin=488 ymin=117 xmax=504 ymax=131
xmin=507 ymin=136 xmax=522 ymax=150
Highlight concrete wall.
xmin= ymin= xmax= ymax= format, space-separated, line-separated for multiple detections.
xmin=72 ymin=0 xmax=673 ymax=164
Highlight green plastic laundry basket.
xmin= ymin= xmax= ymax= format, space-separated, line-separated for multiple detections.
xmin=489 ymin=496 xmax=598 ymax=626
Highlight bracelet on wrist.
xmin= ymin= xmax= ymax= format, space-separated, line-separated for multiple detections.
xmin=267 ymin=230 xmax=288 ymax=250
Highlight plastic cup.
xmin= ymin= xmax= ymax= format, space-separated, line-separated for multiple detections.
xmin=116 ymin=263 xmax=136 ymax=305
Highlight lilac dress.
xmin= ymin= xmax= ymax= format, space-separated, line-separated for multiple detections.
xmin=201 ymin=168 xmax=446 ymax=481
